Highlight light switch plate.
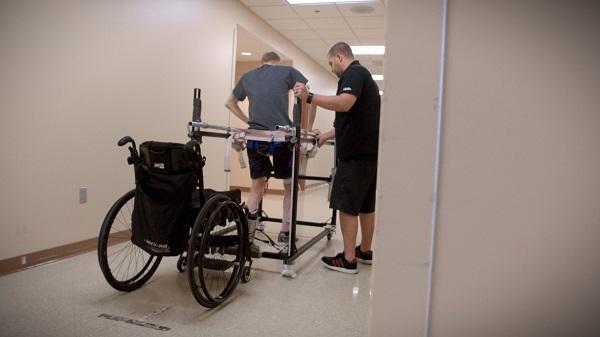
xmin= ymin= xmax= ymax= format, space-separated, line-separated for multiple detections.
xmin=80 ymin=187 xmax=87 ymax=204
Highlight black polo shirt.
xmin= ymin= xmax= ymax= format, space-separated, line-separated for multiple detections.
xmin=334 ymin=60 xmax=381 ymax=160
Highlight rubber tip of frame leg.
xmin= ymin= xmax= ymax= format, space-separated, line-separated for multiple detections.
xmin=281 ymin=264 xmax=297 ymax=278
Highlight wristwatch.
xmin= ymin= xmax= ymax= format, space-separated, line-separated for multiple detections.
xmin=306 ymin=92 xmax=314 ymax=104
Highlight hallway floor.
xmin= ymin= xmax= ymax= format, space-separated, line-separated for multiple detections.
xmin=0 ymin=185 xmax=372 ymax=337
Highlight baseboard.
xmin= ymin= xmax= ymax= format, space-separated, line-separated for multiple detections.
xmin=0 ymin=236 xmax=99 ymax=277
xmin=230 ymin=185 xmax=285 ymax=195
xmin=230 ymin=181 xmax=326 ymax=195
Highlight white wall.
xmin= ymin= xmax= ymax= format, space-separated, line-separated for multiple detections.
xmin=370 ymin=1 xmax=600 ymax=336
xmin=368 ymin=1 xmax=443 ymax=336
xmin=0 ymin=0 xmax=337 ymax=259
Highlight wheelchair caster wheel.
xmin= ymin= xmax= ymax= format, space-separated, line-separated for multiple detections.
xmin=177 ymin=256 xmax=187 ymax=273
xmin=241 ymin=266 xmax=251 ymax=283
xmin=327 ymin=232 xmax=333 ymax=240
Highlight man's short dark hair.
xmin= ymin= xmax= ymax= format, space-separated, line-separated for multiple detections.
xmin=261 ymin=51 xmax=281 ymax=63
xmin=327 ymin=42 xmax=354 ymax=59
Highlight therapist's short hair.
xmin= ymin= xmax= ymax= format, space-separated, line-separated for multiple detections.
xmin=327 ymin=42 xmax=354 ymax=59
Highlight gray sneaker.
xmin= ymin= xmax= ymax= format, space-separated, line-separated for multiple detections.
xmin=247 ymin=211 xmax=259 ymax=244
xmin=278 ymin=231 xmax=298 ymax=243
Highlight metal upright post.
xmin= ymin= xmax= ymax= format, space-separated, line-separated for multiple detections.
xmin=330 ymin=141 xmax=337 ymax=228
xmin=281 ymin=98 xmax=302 ymax=277
xmin=192 ymin=88 xmax=202 ymax=123
xmin=290 ymin=98 xmax=302 ymax=254
xmin=191 ymin=88 xmax=206 ymax=205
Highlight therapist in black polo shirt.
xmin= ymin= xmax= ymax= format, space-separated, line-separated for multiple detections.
xmin=293 ymin=42 xmax=380 ymax=274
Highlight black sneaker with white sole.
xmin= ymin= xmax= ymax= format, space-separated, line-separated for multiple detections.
xmin=321 ymin=252 xmax=358 ymax=274
xmin=355 ymin=246 xmax=373 ymax=265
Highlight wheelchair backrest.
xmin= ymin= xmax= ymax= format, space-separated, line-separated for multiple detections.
xmin=139 ymin=141 xmax=196 ymax=174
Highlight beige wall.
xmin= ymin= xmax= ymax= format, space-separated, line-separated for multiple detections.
xmin=0 ymin=0 xmax=337 ymax=260
xmin=369 ymin=1 xmax=443 ymax=336
xmin=371 ymin=1 xmax=600 ymax=336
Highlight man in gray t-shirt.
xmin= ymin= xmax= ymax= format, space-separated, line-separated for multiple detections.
xmin=225 ymin=51 xmax=312 ymax=245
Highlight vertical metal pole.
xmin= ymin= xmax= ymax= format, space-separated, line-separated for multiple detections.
xmin=192 ymin=88 xmax=205 ymax=206
xmin=330 ymin=141 xmax=338 ymax=228
xmin=192 ymin=88 xmax=202 ymax=123
xmin=288 ymin=98 xmax=302 ymax=257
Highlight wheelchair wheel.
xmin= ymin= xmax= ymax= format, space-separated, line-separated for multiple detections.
xmin=98 ymin=189 xmax=162 ymax=291
xmin=187 ymin=194 xmax=247 ymax=308
xmin=241 ymin=265 xmax=252 ymax=283
xmin=177 ymin=254 xmax=187 ymax=273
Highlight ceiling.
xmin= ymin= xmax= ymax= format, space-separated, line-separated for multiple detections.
xmin=239 ymin=0 xmax=386 ymax=89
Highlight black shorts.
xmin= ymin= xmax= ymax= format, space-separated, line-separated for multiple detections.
xmin=330 ymin=159 xmax=377 ymax=216
xmin=247 ymin=141 xmax=292 ymax=179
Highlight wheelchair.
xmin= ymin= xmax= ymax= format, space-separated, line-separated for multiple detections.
xmin=97 ymin=131 xmax=253 ymax=308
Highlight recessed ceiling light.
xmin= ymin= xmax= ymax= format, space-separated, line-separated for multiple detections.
xmin=351 ymin=45 xmax=385 ymax=55
xmin=241 ymin=52 xmax=252 ymax=56
xmin=287 ymin=0 xmax=375 ymax=4
xmin=372 ymin=74 xmax=384 ymax=81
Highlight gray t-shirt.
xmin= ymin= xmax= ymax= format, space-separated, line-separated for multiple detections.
xmin=233 ymin=64 xmax=308 ymax=130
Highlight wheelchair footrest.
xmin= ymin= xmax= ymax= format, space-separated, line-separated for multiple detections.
xmin=208 ymin=235 xmax=239 ymax=247
xmin=223 ymin=245 xmax=262 ymax=258
xmin=202 ymin=258 xmax=235 ymax=271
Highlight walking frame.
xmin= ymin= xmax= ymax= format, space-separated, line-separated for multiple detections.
xmin=189 ymin=88 xmax=337 ymax=278
xmin=97 ymin=88 xmax=337 ymax=308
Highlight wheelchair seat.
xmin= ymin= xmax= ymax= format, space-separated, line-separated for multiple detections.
xmin=191 ymin=188 xmax=241 ymax=211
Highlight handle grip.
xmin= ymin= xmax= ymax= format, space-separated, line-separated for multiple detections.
xmin=118 ymin=136 xmax=133 ymax=147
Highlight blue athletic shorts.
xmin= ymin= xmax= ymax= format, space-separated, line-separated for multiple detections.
xmin=246 ymin=140 xmax=292 ymax=179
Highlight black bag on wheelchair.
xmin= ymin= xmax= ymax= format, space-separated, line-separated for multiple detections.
xmin=131 ymin=141 xmax=197 ymax=256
